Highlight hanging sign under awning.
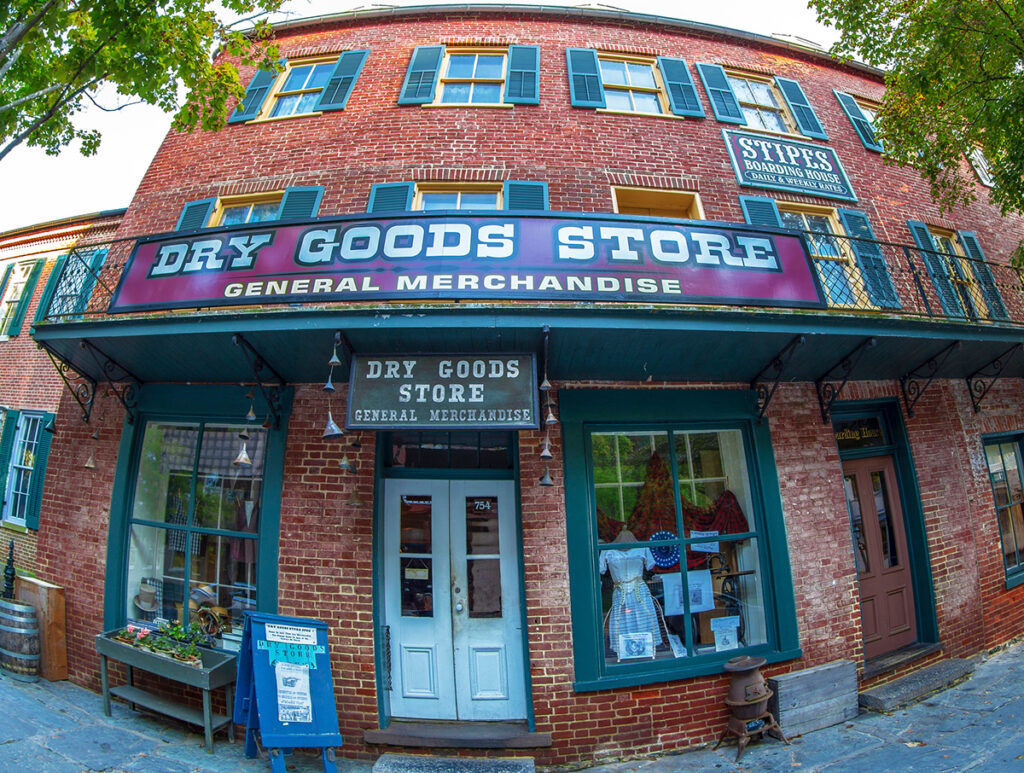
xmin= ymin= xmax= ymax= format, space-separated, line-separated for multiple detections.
xmin=723 ymin=129 xmax=857 ymax=202
xmin=346 ymin=354 xmax=539 ymax=430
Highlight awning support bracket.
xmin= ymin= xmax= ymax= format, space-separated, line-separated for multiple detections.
xmin=966 ymin=343 xmax=1023 ymax=413
xmin=750 ymin=335 xmax=805 ymax=424
xmin=37 ymin=341 xmax=97 ymax=423
xmin=79 ymin=339 xmax=142 ymax=425
xmin=815 ymin=337 xmax=877 ymax=424
xmin=233 ymin=333 xmax=287 ymax=429
xmin=899 ymin=340 xmax=960 ymax=418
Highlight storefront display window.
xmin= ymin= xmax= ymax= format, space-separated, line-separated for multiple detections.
xmin=984 ymin=437 xmax=1024 ymax=586
xmin=125 ymin=422 xmax=266 ymax=650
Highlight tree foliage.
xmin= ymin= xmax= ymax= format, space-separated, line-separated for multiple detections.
xmin=811 ymin=0 xmax=1024 ymax=216
xmin=0 ymin=0 xmax=282 ymax=163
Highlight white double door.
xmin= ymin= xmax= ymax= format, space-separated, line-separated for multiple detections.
xmin=384 ymin=479 xmax=526 ymax=721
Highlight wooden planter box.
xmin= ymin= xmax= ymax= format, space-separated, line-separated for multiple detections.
xmin=96 ymin=630 xmax=237 ymax=751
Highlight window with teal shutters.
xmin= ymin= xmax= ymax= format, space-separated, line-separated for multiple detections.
xmin=738 ymin=195 xmax=783 ymax=228
xmin=775 ymin=77 xmax=827 ymax=139
xmin=504 ymin=45 xmax=540 ymax=104
xmin=0 ymin=410 xmax=50 ymax=529
xmin=175 ymin=198 xmax=217 ymax=231
xmin=0 ymin=264 xmax=13 ymax=304
xmin=43 ymin=247 xmax=108 ymax=320
xmin=2 ymin=259 xmax=42 ymax=337
xmin=367 ymin=182 xmax=414 ymax=213
xmin=566 ymin=48 xmax=606 ymax=108
xmin=228 ymin=66 xmax=279 ymax=123
xmin=907 ymin=220 xmax=964 ymax=318
xmin=399 ymin=45 xmax=444 ymax=105
xmin=503 ymin=181 xmax=548 ymax=210
xmin=837 ymin=209 xmax=900 ymax=309
xmin=958 ymin=231 xmax=1008 ymax=320
xmin=32 ymin=254 xmax=67 ymax=325
xmin=276 ymin=186 xmax=325 ymax=221
xmin=0 ymin=409 xmax=18 ymax=520
xmin=313 ymin=50 xmax=369 ymax=111
xmin=23 ymin=412 xmax=53 ymax=530
xmin=695 ymin=63 xmax=744 ymax=123
xmin=657 ymin=57 xmax=704 ymax=117
xmin=834 ymin=91 xmax=883 ymax=152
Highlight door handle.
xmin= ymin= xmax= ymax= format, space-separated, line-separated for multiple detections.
xmin=455 ymin=602 xmax=464 ymax=613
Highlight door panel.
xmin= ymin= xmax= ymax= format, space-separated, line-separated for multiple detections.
xmin=385 ymin=479 xmax=525 ymax=721
xmin=843 ymin=456 xmax=917 ymax=659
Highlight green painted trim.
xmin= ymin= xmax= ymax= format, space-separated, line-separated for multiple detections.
xmin=1007 ymin=571 xmax=1024 ymax=591
xmin=0 ymin=522 xmax=28 ymax=534
xmin=383 ymin=468 xmax=514 ymax=481
xmin=831 ymin=399 xmax=939 ymax=644
xmin=560 ymin=388 xmax=800 ymax=690
xmin=372 ymin=431 xmax=390 ymax=730
xmin=510 ymin=433 xmax=536 ymax=731
xmin=101 ymin=383 xmax=293 ymax=630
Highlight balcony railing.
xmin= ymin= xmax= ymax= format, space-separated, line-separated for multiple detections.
xmin=35 ymin=229 xmax=1024 ymax=329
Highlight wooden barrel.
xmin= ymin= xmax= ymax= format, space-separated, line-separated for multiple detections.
xmin=0 ymin=598 xmax=39 ymax=682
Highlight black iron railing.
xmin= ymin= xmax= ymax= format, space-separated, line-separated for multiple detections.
xmin=36 ymin=230 xmax=1024 ymax=328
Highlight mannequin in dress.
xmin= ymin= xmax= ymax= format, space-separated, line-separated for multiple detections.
xmin=602 ymin=528 xmax=665 ymax=658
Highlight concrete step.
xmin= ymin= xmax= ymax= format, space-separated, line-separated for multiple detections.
xmin=372 ymin=754 xmax=535 ymax=773
xmin=859 ymin=657 xmax=974 ymax=712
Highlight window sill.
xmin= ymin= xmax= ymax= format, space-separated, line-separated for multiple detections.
xmin=245 ymin=111 xmax=324 ymax=125
xmin=597 ymin=108 xmax=685 ymax=120
xmin=572 ymin=645 xmax=802 ymax=692
xmin=732 ymin=125 xmax=814 ymax=142
xmin=1 ymin=521 xmax=28 ymax=534
xmin=1005 ymin=571 xmax=1024 ymax=591
xmin=423 ymin=103 xmax=515 ymax=109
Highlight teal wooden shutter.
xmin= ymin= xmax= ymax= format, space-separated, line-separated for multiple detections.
xmin=4 ymin=260 xmax=42 ymax=337
xmin=228 ymin=66 xmax=279 ymax=123
xmin=314 ymin=50 xmax=369 ymax=111
xmin=0 ymin=409 xmax=19 ymax=517
xmin=277 ymin=186 xmax=325 ymax=221
xmin=696 ymin=63 xmax=743 ymax=124
xmin=398 ymin=45 xmax=444 ymax=105
xmin=33 ymin=254 xmax=67 ymax=325
xmin=505 ymin=45 xmax=540 ymax=104
xmin=503 ymin=181 xmax=549 ymax=210
xmin=24 ymin=412 xmax=54 ymax=531
xmin=0 ymin=264 xmax=12 ymax=301
xmin=775 ymin=77 xmax=827 ymax=139
xmin=958 ymin=231 xmax=1008 ymax=320
xmin=566 ymin=48 xmax=605 ymax=108
xmin=907 ymin=220 xmax=963 ymax=317
xmin=837 ymin=209 xmax=900 ymax=309
xmin=367 ymin=182 xmax=414 ymax=213
xmin=738 ymin=195 xmax=783 ymax=227
xmin=657 ymin=57 xmax=704 ymax=117
xmin=834 ymin=91 xmax=882 ymax=152
xmin=176 ymin=198 xmax=217 ymax=231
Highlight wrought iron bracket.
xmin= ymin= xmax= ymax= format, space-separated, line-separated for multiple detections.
xmin=79 ymin=339 xmax=142 ymax=425
xmin=233 ymin=333 xmax=287 ymax=429
xmin=966 ymin=343 xmax=1023 ymax=413
xmin=37 ymin=341 xmax=97 ymax=423
xmin=815 ymin=337 xmax=877 ymax=424
xmin=750 ymin=335 xmax=805 ymax=424
xmin=899 ymin=340 xmax=960 ymax=418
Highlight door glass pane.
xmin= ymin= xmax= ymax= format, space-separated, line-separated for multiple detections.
xmin=401 ymin=557 xmax=433 ymax=617
xmin=399 ymin=494 xmax=433 ymax=617
xmin=871 ymin=471 xmax=898 ymax=568
xmin=844 ymin=474 xmax=870 ymax=573
xmin=466 ymin=496 xmax=499 ymax=554
xmin=400 ymin=495 xmax=432 ymax=553
xmin=468 ymin=558 xmax=501 ymax=618
xmin=466 ymin=495 xmax=501 ymax=618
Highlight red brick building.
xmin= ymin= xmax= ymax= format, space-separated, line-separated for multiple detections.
xmin=24 ymin=5 xmax=1024 ymax=767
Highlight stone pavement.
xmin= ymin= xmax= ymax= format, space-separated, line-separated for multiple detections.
xmin=1 ymin=644 xmax=1023 ymax=773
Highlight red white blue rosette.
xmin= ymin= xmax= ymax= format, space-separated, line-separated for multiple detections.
xmin=649 ymin=530 xmax=680 ymax=568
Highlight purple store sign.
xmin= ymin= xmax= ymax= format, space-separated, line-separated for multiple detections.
xmin=110 ymin=213 xmax=826 ymax=312
xmin=723 ymin=130 xmax=857 ymax=202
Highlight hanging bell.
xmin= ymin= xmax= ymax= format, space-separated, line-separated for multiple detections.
xmin=347 ymin=486 xmax=364 ymax=506
xmin=540 ymin=375 xmax=552 ymax=391
xmin=262 ymin=415 xmax=273 ymax=429
xmin=239 ymin=427 xmax=250 ymax=440
xmin=350 ymin=434 xmax=362 ymax=450
xmin=83 ymin=450 xmax=96 ymax=470
xmin=539 ymin=467 xmax=554 ymax=486
xmin=90 ymin=429 xmax=100 ymax=441
xmin=540 ymin=435 xmax=553 ymax=459
xmin=323 ymin=410 xmax=344 ymax=439
xmin=339 ymin=454 xmax=352 ymax=472
xmin=545 ymin=405 xmax=558 ymax=425
xmin=323 ymin=368 xmax=335 ymax=393
xmin=246 ymin=402 xmax=257 ymax=422
xmin=328 ymin=345 xmax=342 ymax=367
xmin=233 ymin=441 xmax=253 ymax=467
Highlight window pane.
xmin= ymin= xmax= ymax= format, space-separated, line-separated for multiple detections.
xmin=471 ymin=83 xmax=501 ymax=103
xmin=296 ymin=92 xmax=321 ymax=114
xmin=248 ymin=202 xmax=280 ymax=222
xmin=307 ymin=63 xmax=334 ymax=90
xmin=401 ymin=557 xmax=433 ymax=616
xmin=627 ymin=62 xmax=656 ymax=88
xmin=401 ymin=494 xmax=432 ymax=553
xmin=132 ymin=424 xmax=199 ymax=524
xmin=446 ymin=55 xmax=475 ymax=78
xmin=421 ymin=192 xmax=459 ymax=210
xmin=844 ymin=474 xmax=870 ymax=573
xmin=693 ymin=537 xmax=766 ymax=655
xmin=632 ymin=91 xmax=662 ymax=114
xmin=220 ymin=206 xmax=250 ymax=226
xmin=282 ymin=65 xmax=312 ymax=92
xmin=759 ymin=110 xmax=788 ymax=133
xmin=189 ymin=533 xmax=257 ymax=645
xmin=600 ymin=545 xmax=662 ymax=661
xmin=441 ymin=83 xmax=471 ymax=103
xmin=604 ymin=89 xmax=633 ymax=111
xmin=600 ymin=60 xmax=629 ymax=85
xmin=678 ymin=430 xmax=752 ymax=540
xmin=271 ymin=94 xmax=302 ymax=117
xmin=728 ymin=77 xmax=754 ymax=102
xmin=460 ymin=192 xmax=499 ymax=210
xmin=780 ymin=211 xmax=806 ymax=230
xmin=749 ymin=81 xmax=778 ymax=107
xmin=475 ymin=55 xmax=504 ymax=79
xmin=871 ymin=471 xmax=898 ymax=568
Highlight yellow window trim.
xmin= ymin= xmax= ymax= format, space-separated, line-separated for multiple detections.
xmin=724 ymin=69 xmax=799 ymax=136
xmin=612 ymin=187 xmax=705 ymax=220
xmin=249 ymin=56 xmax=339 ymax=122
xmin=596 ymin=53 xmax=671 ymax=116
xmin=431 ymin=46 xmax=509 ymax=107
xmin=210 ymin=192 xmax=284 ymax=227
xmin=412 ymin=182 xmax=504 ymax=210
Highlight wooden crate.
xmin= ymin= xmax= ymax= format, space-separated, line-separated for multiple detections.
xmin=15 ymin=576 xmax=67 ymax=681
xmin=768 ymin=659 xmax=858 ymax=737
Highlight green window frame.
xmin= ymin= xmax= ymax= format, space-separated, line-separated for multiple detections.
xmin=983 ymin=434 xmax=1024 ymax=589
xmin=103 ymin=385 xmax=292 ymax=644
xmin=0 ymin=259 xmax=42 ymax=338
xmin=561 ymin=389 xmax=799 ymax=690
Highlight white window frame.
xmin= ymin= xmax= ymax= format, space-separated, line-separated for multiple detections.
xmin=2 ymin=412 xmax=43 ymax=526
xmin=0 ymin=261 xmax=36 ymax=340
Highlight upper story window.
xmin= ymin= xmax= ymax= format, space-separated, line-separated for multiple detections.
xmin=970 ymin=147 xmax=995 ymax=187
xmin=0 ymin=408 xmax=54 ymax=530
xmin=835 ymin=91 xmax=883 ymax=152
xmin=778 ymin=205 xmax=861 ymax=307
xmin=696 ymin=63 xmax=827 ymax=139
xmin=415 ymin=184 xmax=502 ymax=211
xmin=368 ymin=180 xmax=548 ymax=213
xmin=400 ymin=45 xmax=539 ymax=107
xmin=906 ymin=221 xmax=1008 ymax=321
xmin=0 ymin=260 xmax=43 ymax=339
xmin=228 ymin=51 xmax=369 ymax=124
xmin=984 ymin=437 xmax=1024 ymax=588
xmin=174 ymin=187 xmax=325 ymax=231
xmin=567 ymin=49 xmax=704 ymax=117
xmin=613 ymin=187 xmax=703 ymax=220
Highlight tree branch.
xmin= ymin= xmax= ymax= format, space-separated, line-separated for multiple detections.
xmin=0 ymin=76 xmax=100 ymax=163
xmin=0 ymin=82 xmax=64 ymax=114
xmin=0 ymin=0 xmax=63 ymax=63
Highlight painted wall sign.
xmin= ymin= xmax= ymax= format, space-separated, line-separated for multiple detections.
xmin=109 ymin=212 xmax=826 ymax=312
xmin=346 ymin=354 xmax=538 ymax=430
xmin=723 ymin=129 xmax=857 ymax=202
